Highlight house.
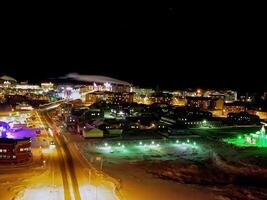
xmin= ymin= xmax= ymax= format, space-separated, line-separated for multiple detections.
xmin=82 ymin=127 xmax=104 ymax=138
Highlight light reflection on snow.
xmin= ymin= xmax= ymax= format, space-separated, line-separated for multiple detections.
xmin=16 ymin=185 xmax=117 ymax=200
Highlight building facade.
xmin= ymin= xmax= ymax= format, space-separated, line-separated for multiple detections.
xmin=0 ymin=138 xmax=32 ymax=163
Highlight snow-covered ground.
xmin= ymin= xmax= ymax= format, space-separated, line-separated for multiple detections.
xmin=78 ymin=138 xmax=210 ymax=164
xmin=75 ymin=135 xmax=267 ymax=200
xmin=16 ymin=184 xmax=116 ymax=200
xmin=75 ymin=138 xmax=220 ymax=200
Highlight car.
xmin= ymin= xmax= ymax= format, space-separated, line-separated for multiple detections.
xmin=49 ymin=141 xmax=56 ymax=149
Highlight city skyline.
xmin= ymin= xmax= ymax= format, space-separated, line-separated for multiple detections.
xmin=2 ymin=6 xmax=267 ymax=200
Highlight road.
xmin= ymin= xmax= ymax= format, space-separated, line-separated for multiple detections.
xmin=39 ymin=110 xmax=117 ymax=200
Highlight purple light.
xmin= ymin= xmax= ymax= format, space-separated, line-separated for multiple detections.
xmin=1 ymin=121 xmax=38 ymax=139
xmin=7 ymin=128 xmax=37 ymax=139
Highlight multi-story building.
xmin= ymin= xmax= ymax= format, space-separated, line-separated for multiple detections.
xmin=227 ymin=112 xmax=260 ymax=125
xmin=133 ymin=87 xmax=155 ymax=105
xmin=0 ymin=75 xmax=17 ymax=86
xmin=203 ymin=90 xmax=237 ymax=102
xmin=0 ymin=138 xmax=32 ymax=163
xmin=41 ymin=82 xmax=54 ymax=92
xmin=150 ymin=92 xmax=172 ymax=104
xmin=186 ymin=96 xmax=212 ymax=109
xmin=224 ymin=102 xmax=246 ymax=115
xmin=171 ymin=96 xmax=186 ymax=106
xmin=85 ymin=91 xmax=133 ymax=104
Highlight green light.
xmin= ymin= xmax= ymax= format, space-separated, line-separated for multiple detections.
xmin=176 ymin=140 xmax=179 ymax=143
xmin=203 ymin=120 xmax=207 ymax=124
xmin=193 ymin=142 xmax=196 ymax=145
xmin=104 ymin=143 xmax=108 ymax=147
xmin=224 ymin=126 xmax=267 ymax=147
xmin=187 ymin=139 xmax=190 ymax=143
xmin=122 ymin=144 xmax=125 ymax=148
xmin=118 ymin=142 xmax=121 ymax=146
xmin=139 ymin=141 xmax=142 ymax=145
xmin=151 ymin=141 xmax=154 ymax=145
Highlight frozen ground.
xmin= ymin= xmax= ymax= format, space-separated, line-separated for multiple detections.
xmin=16 ymin=184 xmax=115 ymax=200
xmin=76 ymin=133 xmax=267 ymax=200
xmin=79 ymin=138 xmax=210 ymax=163
xmin=77 ymin=138 xmax=219 ymax=200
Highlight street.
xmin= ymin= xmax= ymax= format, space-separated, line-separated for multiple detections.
xmin=38 ymin=111 xmax=117 ymax=200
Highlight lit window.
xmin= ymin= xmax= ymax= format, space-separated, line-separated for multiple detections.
xmin=13 ymin=155 xmax=16 ymax=159
xmin=20 ymin=148 xmax=24 ymax=152
xmin=3 ymin=149 xmax=7 ymax=153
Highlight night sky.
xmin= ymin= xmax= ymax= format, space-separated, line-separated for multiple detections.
xmin=0 ymin=7 xmax=265 ymax=91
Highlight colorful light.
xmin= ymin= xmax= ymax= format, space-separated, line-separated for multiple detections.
xmin=224 ymin=126 xmax=267 ymax=147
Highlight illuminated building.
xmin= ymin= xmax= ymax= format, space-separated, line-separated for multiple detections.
xmin=133 ymin=95 xmax=153 ymax=105
xmin=150 ymin=92 xmax=172 ymax=104
xmin=224 ymin=102 xmax=246 ymax=114
xmin=248 ymin=109 xmax=267 ymax=120
xmin=0 ymin=75 xmax=17 ymax=86
xmin=186 ymin=96 xmax=211 ymax=109
xmin=15 ymin=84 xmax=41 ymax=90
xmin=214 ymin=98 xmax=224 ymax=110
xmin=0 ymin=138 xmax=32 ymax=163
xmin=83 ymin=108 xmax=103 ymax=121
xmin=84 ymin=93 xmax=97 ymax=104
xmin=56 ymin=86 xmax=81 ymax=100
xmin=171 ymin=96 xmax=186 ymax=106
xmin=239 ymin=93 xmax=255 ymax=103
xmin=203 ymin=90 xmax=237 ymax=102
xmin=41 ymin=82 xmax=54 ymax=91
xmin=0 ymin=121 xmax=34 ymax=163
xmin=60 ymin=103 xmax=73 ymax=116
xmin=82 ymin=127 xmax=104 ymax=138
xmin=160 ymin=107 xmax=215 ymax=129
xmin=112 ymin=92 xmax=133 ymax=103
xmin=184 ymin=91 xmax=197 ymax=97
xmin=227 ymin=112 xmax=260 ymax=125
xmin=15 ymin=102 xmax=33 ymax=111
xmin=85 ymin=91 xmax=133 ymax=104
xmin=133 ymin=87 xmax=155 ymax=105
xmin=133 ymin=88 xmax=154 ymax=96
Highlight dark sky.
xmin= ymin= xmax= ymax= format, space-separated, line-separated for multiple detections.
xmin=0 ymin=7 xmax=266 ymax=91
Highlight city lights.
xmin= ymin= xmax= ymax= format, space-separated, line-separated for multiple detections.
xmin=224 ymin=126 xmax=267 ymax=147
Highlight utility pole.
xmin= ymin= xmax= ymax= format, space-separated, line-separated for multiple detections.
xmin=100 ymin=158 xmax=104 ymax=171
xmin=88 ymin=169 xmax=91 ymax=184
